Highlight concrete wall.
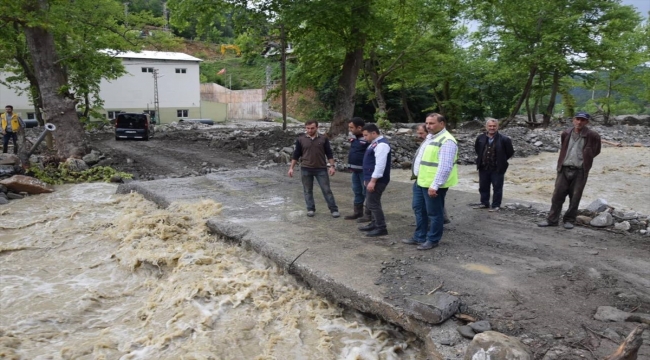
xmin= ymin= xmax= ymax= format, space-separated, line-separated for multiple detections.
xmin=201 ymin=83 xmax=267 ymax=120
xmin=200 ymin=101 xmax=228 ymax=122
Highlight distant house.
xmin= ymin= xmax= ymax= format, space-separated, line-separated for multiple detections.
xmin=0 ymin=50 xmax=225 ymax=124
xmin=261 ymin=42 xmax=294 ymax=58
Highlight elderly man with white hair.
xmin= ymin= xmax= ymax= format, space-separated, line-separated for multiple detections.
xmin=473 ymin=118 xmax=515 ymax=212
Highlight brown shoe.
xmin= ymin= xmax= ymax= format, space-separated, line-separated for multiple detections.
xmin=344 ymin=204 xmax=364 ymax=220
xmin=356 ymin=206 xmax=372 ymax=223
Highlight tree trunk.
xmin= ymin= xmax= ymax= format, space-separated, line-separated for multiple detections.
xmin=501 ymin=65 xmax=537 ymax=128
xmin=329 ymin=10 xmax=366 ymax=137
xmin=365 ymin=59 xmax=387 ymax=117
xmin=604 ymin=78 xmax=612 ymax=125
xmin=542 ymin=68 xmax=560 ymax=127
xmin=22 ymin=7 xmax=88 ymax=158
xmin=525 ymin=90 xmax=532 ymax=123
xmin=401 ymin=82 xmax=413 ymax=123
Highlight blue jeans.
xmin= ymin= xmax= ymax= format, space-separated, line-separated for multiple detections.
xmin=2 ymin=132 xmax=18 ymax=154
xmin=301 ymin=167 xmax=338 ymax=212
xmin=413 ymin=185 xmax=448 ymax=244
xmin=411 ymin=182 xmax=428 ymax=243
xmin=478 ymin=169 xmax=505 ymax=208
xmin=351 ymin=171 xmax=366 ymax=205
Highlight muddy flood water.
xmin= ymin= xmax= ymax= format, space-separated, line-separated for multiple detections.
xmin=0 ymin=184 xmax=424 ymax=359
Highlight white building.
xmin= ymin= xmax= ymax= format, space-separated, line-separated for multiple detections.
xmin=0 ymin=50 xmax=226 ymax=124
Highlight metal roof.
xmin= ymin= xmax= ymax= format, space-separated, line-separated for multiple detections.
xmin=103 ymin=50 xmax=202 ymax=62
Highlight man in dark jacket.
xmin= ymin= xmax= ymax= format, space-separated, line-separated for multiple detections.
xmin=473 ymin=119 xmax=515 ymax=211
xmin=358 ymin=124 xmax=391 ymax=237
xmin=538 ymin=112 xmax=601 ymax=229
xmin=344 ymin=117 xmax=369 ymax=220
xmin=288 ymin=120 xmax=340 ymax=218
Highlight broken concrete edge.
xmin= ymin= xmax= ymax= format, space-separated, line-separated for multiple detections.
xmin=116 ymin=182 xmax=172 ymax=208
xmin=115 ymin=181 xmax=448 ymax=358
xmin=204 ymin=218 xmax=445 ymax=358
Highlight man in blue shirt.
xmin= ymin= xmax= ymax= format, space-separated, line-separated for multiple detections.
xmin=344 ymin=117 xmax=370 ymax=220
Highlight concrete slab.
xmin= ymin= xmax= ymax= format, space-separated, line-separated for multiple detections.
xmin=117 ymin=167 xmax=650 ymax=358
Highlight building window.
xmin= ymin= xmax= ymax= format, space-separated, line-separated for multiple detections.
xmin=142 ymin=67 xmax=154 ymax=73
xmin=107 ymin=111 xmax=123 ymax=119
xmin=175 ymin=68 xmax=187 ymax=74
xmin=27 ymin=113 xmax=35 ymax=120
xmin=177 ymin=109 xmax=188 ymax=117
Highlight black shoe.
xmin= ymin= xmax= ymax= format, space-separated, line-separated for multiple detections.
xmin=417 ymin=241 xmax=439 ymax=250
xmin=473 ymin=204 xmax=489 ymax=209
xmin=358 ymin=223 xmax=377 ymax=231
xmin=537 ymin=220 xmax=558 ymax=227
xmin=366 ymin=228 xmax=388 ymax=237
xmin=401 ymin=238 xmax=422 ymax=245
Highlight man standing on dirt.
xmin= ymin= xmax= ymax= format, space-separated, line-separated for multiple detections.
xmin=538 ymin=112 xmax=601 ymax=229
xmin=344 ymin=117 xmax=370 ymax=220
xmin=404 ymin=113 xmax=458 ymax=250
xmin=473 ymin=119 xmax=515 ymax=212
xmin=412 ymin=123 xmax=451 ymax=225
xmin=358 ymin=124 xmax=391 ymax=237
xmin=288 ymin=120 xmax=340 ymax=218
xmin=1 ymin=105 xmax=25 ymax=154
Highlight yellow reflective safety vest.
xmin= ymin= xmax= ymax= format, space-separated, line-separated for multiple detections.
xmin=1 ymin=113 xmax=20 ymax=132
xmin=416 ymin=130 xmax=459 ymax=189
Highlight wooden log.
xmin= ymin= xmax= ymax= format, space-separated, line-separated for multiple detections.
xmin=603 ymin=324 xmax=647 ymax=360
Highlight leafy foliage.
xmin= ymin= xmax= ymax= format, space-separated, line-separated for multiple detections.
xmin=30 ymin=164 xmax=133 ymax=185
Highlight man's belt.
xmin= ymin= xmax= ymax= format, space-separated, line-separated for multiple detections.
xmin=348 ymin=164 xmax=363 ymax=170
xmin=563 ymin=165 xmax=581 ymax=170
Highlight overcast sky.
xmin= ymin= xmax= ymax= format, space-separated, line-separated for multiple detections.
xmin=623 ymin=0 xmax=649 ymax=18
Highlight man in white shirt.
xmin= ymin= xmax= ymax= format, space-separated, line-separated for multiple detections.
xmin=358 ymin=124 xmax=392 ymax=237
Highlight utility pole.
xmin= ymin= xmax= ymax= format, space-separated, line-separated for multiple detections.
xmin=280 ymin=24 xmax=287 ymax=130
xmin=163 ymin=2 xmax=170 ymax=32
xmin=153 ymin=69 xmax=161 ymax=123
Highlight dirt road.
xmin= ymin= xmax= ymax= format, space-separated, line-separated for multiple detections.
xmin=91 ymin=131 xmax=258 ymax=180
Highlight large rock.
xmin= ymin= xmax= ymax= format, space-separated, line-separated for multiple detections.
xmin=594 ymin=306 xmax=630 ymax=322
xmin=0 ymin=175 xmax=53 ymax=194
xmin=82 ymin=150 xmax=102 ymax=166
xmin=0 ymin=154 xmax=20 ymax=165
xmin=586 ymin=198 xmax=609 ymax=213
xmin=464 ymin=331 xmax=532 ymax=360
xmin=403 ymin=292 xmax=460 ymax=324
xmin=614 ymin=114 xmax=650 ymax=126
xmin=65 ymin=158 xmax=89 ymax=172
xmin=0 ymin=165 xmax=16 ymax=177
xmin=590 ymin=212 xmax=614 ymax=227
xmin=614 ymin=221 xmax=631 ymax=231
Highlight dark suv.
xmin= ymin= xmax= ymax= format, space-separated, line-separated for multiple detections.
xmin=115 ymin=113 xmax=154 ymax=141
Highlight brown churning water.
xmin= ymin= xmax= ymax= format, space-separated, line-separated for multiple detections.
xmin=0 ymin=183 xmax=423 ymax=359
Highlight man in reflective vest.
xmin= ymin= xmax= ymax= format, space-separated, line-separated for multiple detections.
xmin=1 ymin=105 xmax=26 ymax=154
xmin=405 ymin=113 xmax=458 ymax=250
xmin=358 ymin=123 xmax=391 ymax=237
xmin=344 ymin=117 xmax=370 ymax=220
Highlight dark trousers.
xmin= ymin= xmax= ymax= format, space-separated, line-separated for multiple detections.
xmin=2 ymin=132 xmax=18 ymax=154
xmin=478 ymin=169 xmax=505 ymax=208
xmin=301 ymin=167 xmax=338 ymax=212
xmin=547 ymin=166 xmax=588 ymax=224
xmin=365 ymin=182 xmax=388 ymax=230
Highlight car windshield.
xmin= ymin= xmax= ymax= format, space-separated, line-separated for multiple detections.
xmin=116 ymin=114 xmax=146 ymax=127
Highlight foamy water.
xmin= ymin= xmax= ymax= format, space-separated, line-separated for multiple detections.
xmin=0 ymin=184 xmax=423 ymax=359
